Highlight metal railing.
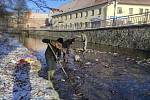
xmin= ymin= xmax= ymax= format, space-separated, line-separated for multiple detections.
xmin=0 ymin=12 xmax=150 ymax=31
xmin=52 ymin=12 xmax=150 ymax=30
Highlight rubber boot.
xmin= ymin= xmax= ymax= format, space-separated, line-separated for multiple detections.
xmin=47 ymin=70 xmax=55 ymax=89
xmin=48 ymin=70 xmax=55 ymax=80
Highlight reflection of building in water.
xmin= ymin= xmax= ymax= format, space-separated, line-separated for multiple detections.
xmin=52 ymin=0 xmax=150 ymax=29
xmin=24 ymin=37 xmax=47 ymax=51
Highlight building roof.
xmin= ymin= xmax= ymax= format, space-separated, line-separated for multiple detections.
xmin=53 ymin=0 xmax=150 ymax=16
xmin=59 ymin=0 xmax=95 ymax=12
xmin=95 ymin=0 xmax=110 ymax=4
xmin=117 ymin=0 xmax=150 ymax=5
xmin=59 ymin=0 xmax=150 ymax=12
xmin=59 ymin=0 xmax=114 ymax=12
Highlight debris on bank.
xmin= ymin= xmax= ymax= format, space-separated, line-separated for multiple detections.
xmin=3 ymin=32 xmax=149 ymax=100
xmin=52 ymin=47 xmax=150 ymax=100
xmin=0 ymin=33 xmax=59 ymax=100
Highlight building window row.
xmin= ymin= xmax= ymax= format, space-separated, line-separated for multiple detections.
xmin=75 ymin=8 xmax=101 ymax=18
xmin=56 ymin=22 xmax=91 ymax=29
xmin=117 ymin=7 xmax=150 ymax=14
xmin=53 ymin=7 xmax=149 ymax=22
xmin=139 ymin=8 xmax=149 ymax=14
xmin=53 ymin=8 xmax=102 ymax=20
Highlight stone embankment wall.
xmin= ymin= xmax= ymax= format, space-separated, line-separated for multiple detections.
xmin=24 ymin=24 xmax=150 ymax=51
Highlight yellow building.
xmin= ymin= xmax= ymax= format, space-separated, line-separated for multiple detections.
xmin=52 ymin=0 xmax=150 ymax=30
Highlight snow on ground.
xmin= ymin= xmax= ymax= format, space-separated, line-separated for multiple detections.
xmin=0 ymin=33 xmax=59 ymax=100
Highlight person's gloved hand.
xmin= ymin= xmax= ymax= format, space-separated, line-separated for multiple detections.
xmin=56 ymin=56 xmax=64 ymax=63
xmin=42 ymin=39 xmax=50 ymax=43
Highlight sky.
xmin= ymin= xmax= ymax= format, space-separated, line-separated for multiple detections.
xmin=27 ymin=0 xmax=72 ymax=13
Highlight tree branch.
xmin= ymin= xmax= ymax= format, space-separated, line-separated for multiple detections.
xmin=29 ymin=0 xmax=53 ymax=12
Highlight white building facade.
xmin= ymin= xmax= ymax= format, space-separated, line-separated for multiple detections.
xmin=51 ymin=0 xmax=150 ymax=30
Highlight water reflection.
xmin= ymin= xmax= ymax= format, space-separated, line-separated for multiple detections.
xmin=17 ymin=35 xmax=47 ymax=52
xmin=17 ymin=34 xmax=150 ymax=59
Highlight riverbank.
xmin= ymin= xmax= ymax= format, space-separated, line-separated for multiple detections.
xmin=51 ymin=47 xmax=150 ymax=100
xmin=2 ymin=32 xmax=150 ymax=100
xmin=70 ymin=49 xmax=150 ymax=100
xmin=0 ymin=33 xmax=59 ymax=99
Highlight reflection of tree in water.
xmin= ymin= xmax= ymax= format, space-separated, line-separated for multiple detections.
xmin=13 ymin=60 xmax=31 ymax=100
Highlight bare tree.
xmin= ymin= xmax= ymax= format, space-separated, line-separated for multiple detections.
xmin=14 ymin=0 xmax=28 ymax=28
xmin=0 ymin=0 xmax=65 ymax=30
xmin=0 ymin=0 xmax=13 ymax=18
xmin=28 ymin=0 xmax=64 ymax=12
xmin=0 ymin=0 xmax=64 ymax=13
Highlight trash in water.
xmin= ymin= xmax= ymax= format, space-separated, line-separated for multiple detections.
xmin=85 ymin=62 xmax=91 ymax=65
xmin=75 ymin=55 xmax=81 ymax=62
xmin=95 ymin=59 xmax=99 ymax=62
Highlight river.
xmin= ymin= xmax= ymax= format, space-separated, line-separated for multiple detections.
xmin=15 ymin=34 xmax=150 ymax=60
xmin=13 ymin=34 xmax=150 ymax=100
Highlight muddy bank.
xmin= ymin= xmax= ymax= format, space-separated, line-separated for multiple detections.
xmin=51 ymin=48 xmax=150 ymax=100
xmin=76 ymin=49 xmax=150 ymax=100
xmin=36 ymin=49 xmax=82 ymax=100
xmin=0 ymin=33 xmax=59 ymax=100
xmin=14 ymin=32 xmax=150 ymax=100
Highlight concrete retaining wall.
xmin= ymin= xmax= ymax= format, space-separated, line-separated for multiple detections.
xmin=24 ymin=24 xmax=150 ymax=51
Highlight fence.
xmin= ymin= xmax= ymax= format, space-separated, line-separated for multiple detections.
xmin=0 ymin=12 xmax=150 ymax=31
xmin=52 ymin=12 xmax=150 ymax=30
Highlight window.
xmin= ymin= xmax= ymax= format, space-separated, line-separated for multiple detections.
xmin=85 ymin=11 xmax=88 ymax=17
xmin=70 ymin=23 xmax=72 ymax=28
xmin=145 ymin=9 xmax=149 ymax=13
xmin=129 ymin=8 xmax=133 ymax=14
xmin=92 ymin=10 xmax=94 ymax=16
xmin=75 ymin=23 xmax=77 ymax=28
xmin=80 ymin=22 xmax=83 ymax=27
xmin=117 ymin=7 xmax=122 ymax=14
xmin=76 ymin=13 xmax=78 ymax=18
xmin=85 ymin=22 xmax=88 ymax=28
xmin=70 ymin=14 xmax=72 ymax=19
xmin=98 ymin=8 xmax=101 ymax=15
xmin=81 ymin=12 xmax=83 ymax=17
xmin=139 ymin=8 xmax=143 ymax=14
xmin=65 ymin=15 xmax=67 ymax=20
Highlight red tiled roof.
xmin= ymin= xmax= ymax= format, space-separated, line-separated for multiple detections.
xmin=59 ymin=0 xmax=150 ymax=12
xmin=118 ymin=0 xmax=150 ymax=5
xmin=59 ymin=0 xmax=95 ymax=12
xmin=95 ymin=0 xmax=109 ymax=4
